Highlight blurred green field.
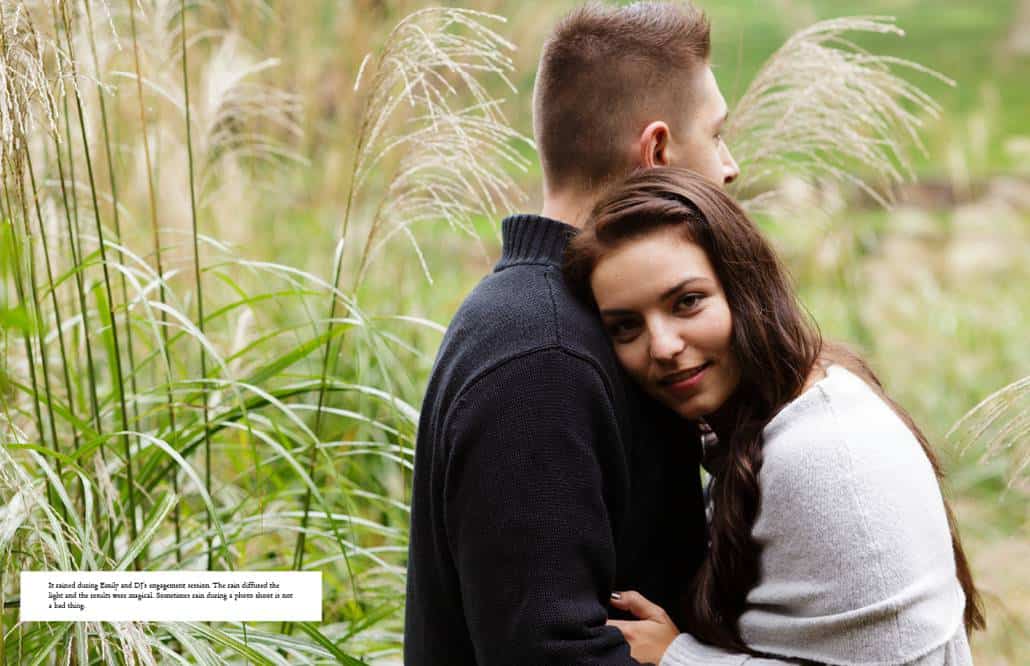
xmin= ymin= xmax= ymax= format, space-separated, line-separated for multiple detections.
xmin=2 ymin=0 xmax=1027 ymax=663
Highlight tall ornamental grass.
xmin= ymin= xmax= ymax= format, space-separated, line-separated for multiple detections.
xmin=1 ymin=1 xmax=523 ymax=662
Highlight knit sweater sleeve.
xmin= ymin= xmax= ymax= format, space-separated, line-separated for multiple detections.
xmin=442 ymin=348 xmax=637 ymax=665
xmin=659 ymin=629 xmax=970 ymax=665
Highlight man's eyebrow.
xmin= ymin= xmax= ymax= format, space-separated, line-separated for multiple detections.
xmin=715 ymin=110 xmax=729 ymax=130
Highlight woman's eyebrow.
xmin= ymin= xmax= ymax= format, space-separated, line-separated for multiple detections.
xmin=599 ymin=277 xmax=708 ymax=316
xmin=659 ymin=276 xmax=706 ymax=301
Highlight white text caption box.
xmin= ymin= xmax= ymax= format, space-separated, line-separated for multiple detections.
xmin=20 ymin=571 xmax=322 ymax=622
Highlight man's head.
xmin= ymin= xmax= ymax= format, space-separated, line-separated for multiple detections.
xmin=533 ymin=1 xmax=739 ymax=200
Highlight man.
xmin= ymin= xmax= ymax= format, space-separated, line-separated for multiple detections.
xmin=404 ymin=2 xmax=740 ymax=663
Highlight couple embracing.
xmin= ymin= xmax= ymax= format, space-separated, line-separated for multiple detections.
xmin=404 ymin=2 xmax=984 ymax=665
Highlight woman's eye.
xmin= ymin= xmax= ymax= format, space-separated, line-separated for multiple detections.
xmin=606 ymin=321 xmax=638 ymax=342
xmin=676 ymin=293 xmax=703 ymax=311
xmin=714 ymin=132 xmax=723 ymax=142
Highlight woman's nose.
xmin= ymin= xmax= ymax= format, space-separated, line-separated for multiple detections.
xmin=648 ymin=322 xmax=685 ymax=361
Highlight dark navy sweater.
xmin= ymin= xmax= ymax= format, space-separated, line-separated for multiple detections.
xmin=404 ymin=215 xmax=707 ymax=665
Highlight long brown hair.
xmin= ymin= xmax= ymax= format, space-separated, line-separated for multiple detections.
xmin=563 ymin=167 xmax=985 ymax=649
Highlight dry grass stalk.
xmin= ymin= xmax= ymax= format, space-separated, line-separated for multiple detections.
xmin=348 ymin=7 xmax=530 ymax=286
xmin=194 ymin=31 xmax=304 ymax=203
xmin=0 ymin=0 xmax=59 ymax=171
xmin=727 ymin=16 xmax=953 ymax=212
xmin=948 ymin=375 xmax=1030 ymax=493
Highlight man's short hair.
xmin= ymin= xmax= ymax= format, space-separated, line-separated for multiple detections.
xmin=533 ymin=1 xmax=711 ymax=193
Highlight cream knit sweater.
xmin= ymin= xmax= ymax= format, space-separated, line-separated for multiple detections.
xmin=661 ymin=365 xmax=972 ymax=666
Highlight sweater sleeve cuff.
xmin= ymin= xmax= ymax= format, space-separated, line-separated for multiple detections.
xmin=659 ymin=634 xmax=751 ymax=666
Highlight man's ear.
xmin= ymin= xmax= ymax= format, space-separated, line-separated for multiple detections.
xmin=638 ymin=121 xmax=671 ymax=168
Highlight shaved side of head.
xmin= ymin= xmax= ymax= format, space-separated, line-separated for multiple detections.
xmin=533 ymin=2 xmax=711 ymax=194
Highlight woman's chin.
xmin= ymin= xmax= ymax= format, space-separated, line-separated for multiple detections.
xmin=654 ymin=394 xmax=711 ymax=421
xmin=676 ymin=404 xmax=710 ymax=421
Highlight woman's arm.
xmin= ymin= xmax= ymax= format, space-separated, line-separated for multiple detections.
xmin=609 ymin=590 xmax=969 ymax=666
xmin=660 ymin=633 xmax=798 ymax=665
xmin=606 ymin=592 xmax=800 ymax=665
xmin=660 ymin=630 xmax=969 ymax=666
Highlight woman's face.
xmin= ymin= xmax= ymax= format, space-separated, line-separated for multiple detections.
xmin=590 ymin=227 xmax=741 ymax=420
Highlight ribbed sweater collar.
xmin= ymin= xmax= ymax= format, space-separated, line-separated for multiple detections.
xmin=494 ymin=214 xmax=578 ymax=271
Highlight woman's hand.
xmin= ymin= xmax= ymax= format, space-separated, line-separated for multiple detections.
xmin=607 ymin=590 xmax=680 ymax=665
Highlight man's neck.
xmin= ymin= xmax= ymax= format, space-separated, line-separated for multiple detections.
xmin=539 ymin=187 xmax=596 ymax=230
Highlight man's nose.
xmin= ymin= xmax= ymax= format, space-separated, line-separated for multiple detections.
xmin=722 ymin=144 xmax=740 ymax=185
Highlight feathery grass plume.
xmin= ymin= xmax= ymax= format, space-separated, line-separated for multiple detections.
xmin=345 ymin=7 xmax=531 ymax=286
xmin=102 ymin=2 xmax=302 ymax=249
xmin=194 ymin=32 xmax=304 ymax=205
xmin=726 ymin=16 xmax=953 ymax=213
xmin=0 ymin=0 xmax=59 ymax=170
xmin=948 ymin=376 xmax=1030 ymax=494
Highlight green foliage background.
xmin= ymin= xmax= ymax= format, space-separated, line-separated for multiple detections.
xmin=1 ymin=0 xmax=1027 ymax=663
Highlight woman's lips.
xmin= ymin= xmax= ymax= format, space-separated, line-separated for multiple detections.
xmin=660 ymin=362 xmax=711 ymax=394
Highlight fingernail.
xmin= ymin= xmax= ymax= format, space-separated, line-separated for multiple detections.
xmin=610 ymin=591 xmax=621 ymax=600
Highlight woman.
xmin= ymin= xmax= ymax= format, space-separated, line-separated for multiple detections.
xmin=563 ymin=168 xmax=984 ymax=665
